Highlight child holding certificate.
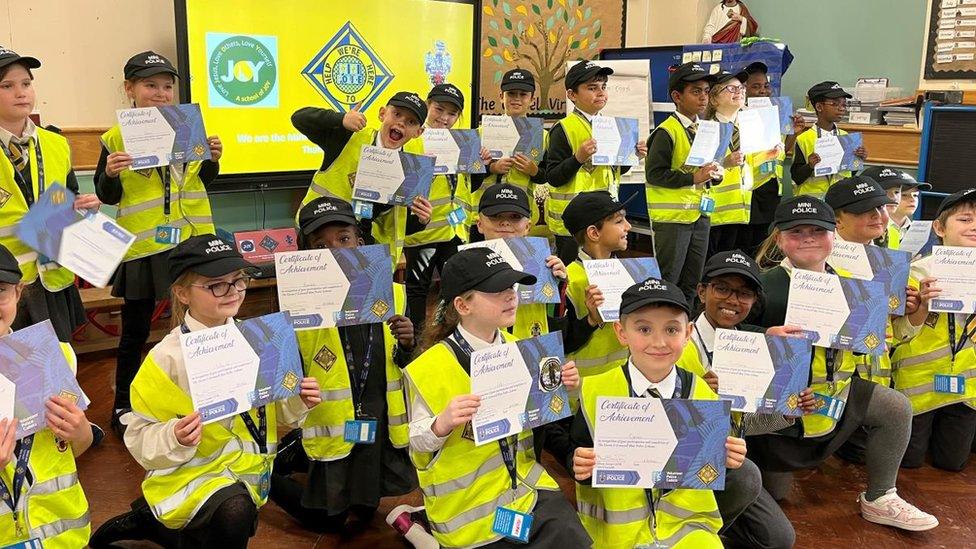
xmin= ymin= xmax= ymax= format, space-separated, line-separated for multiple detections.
xmin=0 ymin=244 xmax=94 ymax=548
xmin=892 ymin=189 xmax=976 ymax=472
xmin=405 ymin=247 xmax=590 ymax=547
xmin=886 ymin=170 xmax=931 ymax=242
xmin=94 ymin=51 xmax=223 ymax=438
xmin=90 ymin=235 xmax=321 ymax=549
xmin=569 ymin=277 xmax=747 ymax=548
xmin=703 ymin=70 xmax=749 ymax=256
xmin=750 ymin=196 xmax=937 ymax=531
xmin=860 ymin=166 xmax=929 ymax=250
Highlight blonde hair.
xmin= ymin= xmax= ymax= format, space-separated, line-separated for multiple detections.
xmin=168 ymin=271 xmax=200 ymax=329
xmin=416 ymin=291 xmax=474 ymax=357
xmin=755 ymin=227 xmax=785 ymax=271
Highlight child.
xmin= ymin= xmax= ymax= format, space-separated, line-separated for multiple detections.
xmin=404 ymin=247 xmax=591 ymax=547
xmin=90 ymin=235 xmax=321 ymax=548
xmin=545 ymin=60 xmax=644 ymax=265
xmin=862 ymin=166 xmax=930 ymax=248
xmin=645 ymin=62 xmax=720 ymax=303
xmin=0 ymin=47 xmax=100 ymax=342
xmin=704 ymin=70 xmax=750 ymax=256
xmin=790 ymin=81 xmax=867 ymax=199
xmin=95 ymin=50 xmax=223 ymax=437
xmin=292 ymin=91 xmax=433 ymax=270
xmin=570 ymin=276 xmax=748 ymax=548
xmin=749 ymin=196 xmax=937 ymax=531
xmin=888 ymin=172 xmax=931 ymax=241
xmin=0 ymin=244 xmax=93 ymax=547
xmin=892 ymin=188 xmax=976 ymax=472
xmin=269 ymin=196 xmax=422 ymax=540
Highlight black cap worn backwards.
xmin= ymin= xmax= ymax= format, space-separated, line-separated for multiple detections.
xmin=168 ymin=235 xmax=258 ymax=282
xmin=440 ymin=247 xmax=536 ymax=302
xmin=387 ymin=91 xmax=428 ymax=124
xmin=123 ymin=50 xmax=178 ymax=80
xmin=0 ymin=244 xmax=22 ymax=284
xmin=702 ymin=250 xmax=761 ymax=289
xmin=668 ymin=62 xmax=710 ymax=92
xmin=936 ymin=188 xmax=976 ymax=218
xmin=427 ymin=83 xmax=464 ymax=110
xmin=807 ymin=81 xmax=852 ymax=103
xmin=825 ymin=176 xmax=896 ymax=214
xmin=298 ymin=196 xmax=358 ymax=236
xmin=565 ymin=60 xmax=614 ymax=90
xmin=774 ymin=196 xmax=836 ymax=231
xmin=479 ymin=183 xmax=531 ymax=218
xmin=743 ymin=61 xmax=768 ymax=75
xmin=563 ymin=191 xmax=631 ymax=236
xmin=501 ymin=68 xmax=536 ymax=92
xmin=0 ymin=46 xmax=40 ymax=71
xmin=620 ymin=277 xmax=690 ymax=316
xmin=710 ymin=70 xmax=748 ymax=87
xmin=859 ymin=166 xmax=931 ymax=191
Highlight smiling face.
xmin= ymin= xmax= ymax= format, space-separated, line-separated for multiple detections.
xmin=125 ymin=73 xmax=176 ymax=108
xmin=776 ymin=224 xmax=834 ymax=270
xmin=477 ymin=212 xmax=531 ymax=240
xmin=697 ymin=274 xmax=758 ymax=329
xmin=501 ymin=89 xmax=534 ymax=116
xmin=896 ymin=188 xmax=919 ymax=220
xmin=836 ymin=208 xmax=887 ymax=244
xmin=378 ymin=105 xmax=424 ymax=148
xmin=711 ymin=77 xmax=745 ymax=113
xmin=615 ymin=305 xmax=693 ymax=378
xmin=745 ymin=71 xmax=771 ymax=98
xmin=426 ymin=99 xmax=461 ymax=130
xmin=307 ymin=222 xmax=361 ymax=250
xmin=935 ymin=203 xmax=976 ymax=247
xmin=173 ymin=270 xmax=248 ymax=326
xmin=0 ymin=64 xmax=35 ymax=126
xmin=585 ymin=210 xmax=631 ymax=253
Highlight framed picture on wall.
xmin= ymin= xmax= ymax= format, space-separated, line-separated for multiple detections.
xmin=923 ymin=0 xmax=976 ymax=80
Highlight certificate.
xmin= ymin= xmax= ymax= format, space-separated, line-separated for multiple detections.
xmin=458 ymin=237 xmax=560 ymax=304
xmin=480 ymin=115 xmax=544 ymax=160
xmin=828 ymin=240 xmax=911 ymax=315
xmin=929 ymin=246 xmax=976 ymax=313
xmin=116 ymin=103 xmax=211 ymax=169
xmin=181 ymin=312 xmax=303 ymax=423
xmin=16 ymin=183 xmax=135 ymax=288
xmin=899 ymin=221 xmax=936 ymax=258
xmin=470 ymin=332 xmax=572 ymax=445
xmin=0 ymin=320 xmax=89 ymax=439
xmin=813 ymin=135 xmax=844 ymax=176
xmin=275 ymin=244 xmax=395 ymax=330
xmin=592 ymin=397 xmax=730 ymax=490
xmin=592 ymin=116 xmax=640 ymax=167
xmin=421 ymin=128 xmax=486 ymax=174
xmin=769 ymin=97 xmax=795 ymax=135
xmin=711 ymin=329 xmax=812 ymax=416
xmin=784 ymin=269 xmax=888 ymax=354
xmin=352 ymin=145 xmax=435 ymax=205
xmin=837 ymin=133 xmax=865 ymax=172
xmin=738 ymin=106 xmax=782 ymax=154
xmin=685 ymin=120 xmax=733 ymax=167
xmin=583 ymin=258 xmax=662 ymax=322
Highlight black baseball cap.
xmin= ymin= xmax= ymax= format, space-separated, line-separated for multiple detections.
xmin=440 ymin=247 xmax=536 ymax=302
xmin=773 ymin=196 xmax=836 ymax=231
xmin=825 ymin=176 xmax=896 ymax=214
xmin=620 ymin=277 xmax=690 ymax=316
xmin=743 ymin=61 xmax=768 ymax=75
xmin=298 ymin=197 xmax=358 ymax=236
xmin=565 ymin=60 xmax=614 ymax=90
xmin=124 ymin=51 xmax=178 ymax=80
xmin=0 ymin=46 xmax=40 ymax=71
xmin=501 ymin=69 xmax=536 ymax=92
xmin=668 ymin=62 xmax=710 ymax=92
xmin=427 ymin=83 xmax=464 ymax=110
xmin=702 ymin=249 xmax=761 ymax=289
xmin=563 ymin=191 xmax=631 ymax=235
xmin=807 ymin=81 xmax=852 ymax=103
xmin=168 ymin=235 xmax=258 ymax=281
xmin=936 ymin=188 xmax=976 ymax=218
xmin=859 ymin=166 xmax=931 ymax=191
xmin=479 ymin=183 xmax=531 ymax=218
xmin=387 ymin=91 xmax=428 ymax=124
xmin=0 ymin=244 xmax=23 ymax=284
xmin=711 ymin=70 xmax=748 ymax=87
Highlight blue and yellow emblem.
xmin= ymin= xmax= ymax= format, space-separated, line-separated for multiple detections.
xmin=301 ymin=22 xmax=394 ymax=113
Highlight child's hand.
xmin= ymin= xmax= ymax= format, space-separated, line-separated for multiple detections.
xmin=480 ymin=146 xmax=493 ymax=164
xmin=513 ymin=153 xmax=539 ymax=176
xmin=917 ymin=277 xmax=940 ymax=310
xmin=174 ymin=411 xmax=203 ymax=447
xmin=561 ymin=361 xmax=580 ymax=391
xmin=575 ymin=138 xmax=597 ymax=164
xmin=798 ymin=388 xmax=818 ymax=414
xmin=104 ymin=151 xmax=133 ymax=178
xmin=388 ymin=314 xmax=415 ymax=349
xmin=726 ymin=436 xmax=747 ymax=469
xmin=636 ymin=140 xmax=648 ymax=160
xmin=546 ymin=255 xmax=567 ymax=280
xmin=0 ymin=418 xmax=15 ymax=469
xmin=432 ymin=394 xmax=481 ymax=437
xmin=584 ymin=284 xmax=605 ymax=327
xmin=806 ymin=153 xmax=821 ymax=167
xmin=791 ymin=114 xmax=806 ymax=135
xmin=693 ymin=162 xmax=720 ymax=185
xmin=724 ymin=151 xmax=745 ymax=168
xmin=411 ymin=196 xmax=433 ymax=225
xmin=489 ymin=156 xmax=514 ymax=175
xmin=703 ymin=370 xmax=719 ymax=393
xmin=573 ymin=447 xmax=596 ymax=480
xmin=765 ymin=325 xmax=806 ymax=338
xmin=45 ymin=396 xmax=91 ymax=445
xmin=854 ymin=146 xmax=867 ymax=160
xmin=73 ymin=193 xmax=102 ymax=211
xmin=300 ymin=377 xmax=321 ymax=409
xmin=904 ymin=286 xmax=920 ymax=316
xmin=208 ymin=135 xmax=223 ymax=161
xmin=343 ymin=103 xmax=367 ymax=132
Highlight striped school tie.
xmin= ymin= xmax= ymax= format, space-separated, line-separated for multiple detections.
xmin=7 ymin=139 xmax=27 ymax=172
xmin=730 ymin=125 xmax=741 ymax=152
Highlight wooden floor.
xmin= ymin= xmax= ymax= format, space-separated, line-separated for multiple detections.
xmin=75 ymin=350 xmax=976 ymax=548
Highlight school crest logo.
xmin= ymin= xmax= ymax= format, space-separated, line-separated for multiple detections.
xmin=538 ymin=357 xmax=562 ymax=392
xmin=207 ymin=33 xmax=279 ymax=107
xmin=371 ymin=299 xmax=390 ymax=318
xmin=424 ymin=40 xmax=452 ymax=86
xmin=302 ymin=22 xmax=394 ymax=113
xmin=862 ymin=332 xmax=881 ymax=351
xmin=314 ymin=345 xmax=337 ymax=372
xmin=282 ymin=371 xmax=299 ymax=391
xmin=697 ymin=463 xmax=719 ymax=485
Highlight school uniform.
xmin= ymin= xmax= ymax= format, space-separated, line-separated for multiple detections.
xmin=705 ymin=84 xmax=752 ymax=257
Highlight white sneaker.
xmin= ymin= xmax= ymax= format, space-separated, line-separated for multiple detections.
xmin=859 ymin=488 xmax=939 ymax=531
xmin=386 ymin=505 xmax=439 ymax=549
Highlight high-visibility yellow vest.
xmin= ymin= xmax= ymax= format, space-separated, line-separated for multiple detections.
xmin=567 ymin=261 xmax=628 ymax=376
xmin=102 ymin=126 xmax=215 ymax=262
xmin=801 ymin=346 xmax=859 ymax=437
xmin=505 ymin=302 xmax=549 ymax=340
xmin=645 ymin=116 xmax=704 ymax=225
xmin=405 ymin=337 xmax=560 ymax=548
xmin=884 ymin=223 xmax=901 ymax=250
xmin=299 ymin=284 xmax=409 ymax=460
xmin=0 ymin=344 xmax=90 ymax=548
xmin=546 ymin=113 xmax=619 ymax=236
xmin=746 ymin=141 xmax=785 ymax=193
xmin=473 ymin=126 xmax=548 ymax=227
xmin=576 ymin=365 xmax=723 ymax=549
xmin=404 ymin=173 xmax=471 ymax=246
xmin=708 ymin=118 xmax=751 ymax=226
xmin=794 ymin=127 xmax=851 ymax=199
xmin=0 ymin=128 xmax=77 ymax=290
xmin=854 ymin=316 xmax=893 ymax=388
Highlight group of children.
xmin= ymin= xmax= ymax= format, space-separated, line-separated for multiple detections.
xmin=0 ymin=40 xmax=972 ymax=549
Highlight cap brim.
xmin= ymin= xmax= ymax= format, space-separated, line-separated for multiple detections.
xmin=128 ymin=66 xmax=178 ymax=79
xmin=0 ymin=56 xmax=40 ymax=70
xmin=620 ymin=296 xmax=689 ymax=316
xmin=711 ymin=72 xmax=747 ymax=86
xmin=776 ymin=219 xmax=836 ymax=231
xmin=703 ymin=267 xmax=761 ymax=289
xmin=820 ymin=90 xmax=853 ymax=99
xmin=428 ymin=94 xmax=463 ymax=110
xmin=569 ymin=66 xmax=614 ymax=88
xmin=907 ymin=182 xmax=932 ymax=191
xmin=301 ymin=213 xmax=358 ymax=236
xmin=501 ymin=82 xmax=536 ymax=92
xmin=191 ymin=256 xmax=259 ymax=278
xmin=839 ymin=195 xmax=897 ymax=214
xmin=477 ymin=268 xmax=537 ymax=293
xmin=479 ymin=203 xmax=531 ymax=218
xmin=0 ymin=271 xmax=22 ymax=284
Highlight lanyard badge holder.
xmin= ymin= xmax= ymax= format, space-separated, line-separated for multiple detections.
xmin=343 ymin=325 xmax=378 ymax=444
xmin=0 ymin=434 xmax=35 ymax=540
xmin=813 ymin=349 xmax=845 ymax=420
xmin=937 ymin=315 xmax=973 ymax=394
xmin=155 ymin=168 xmax=181 ymax=244
xmin=353 ymin=199 xmax=374 ymax=220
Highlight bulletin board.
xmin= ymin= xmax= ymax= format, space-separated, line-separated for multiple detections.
xmin=924 ymin=0 xmax=976 ymax=79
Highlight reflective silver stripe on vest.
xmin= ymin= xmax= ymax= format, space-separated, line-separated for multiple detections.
xmin=153 ymin=472 xmax=230 ymax=517
xmin=423 ymin=453 xmax=508 ymax=498
xmin=428 ymin=196 xmax=453 ymax=207
xmin=648 ymin=202 xmax=698 ymax=211
xmin=419 ymin=219 xmax=452 ymax=231
xmin=387 ymin=379 xmax=403 ymax=392
xmin=118 ymin=196 xmax=166 ymax=217
xmin=321 ymin=387 xmax=354 ymax=401
xmin=656 ymin=499 xmax=721 ymax=522
xmin=892 ymin=346 xmax=952 ymax=370
xmin=709 ymin=184 xmax=740 ymax=195
xmin=303 ymin=424 xmax=347 ymax=439
xmin=657 ymin=520 xmax=717 ymax=545
xmin=16 ymin=251 xmax=38 ymax=265
xmin=900 ymin=366 xmax=976 ymax=396
xmin=309 ymin=182 xmax=343 ymax=200
xmin=181 ymin=191 xmax=210 ymax=201
xmin=29 ymin=472 xmax=79 ymax=496
xmin=573 ymin=347 xmax=630 ymax=371
xmin=713 ymin=204 xmax=744 ymax=213
xmin=428 ymin=482 xmax=534 ymax=534
xmin=32 ymin=512 xmax=91 ymax=541
xmin=0 ymin=225 xmax=16 ymax=237
xmin=811 ymin=369 xmax=855 ymax=385
xmin=389 ymin=413 xmax=408 ymax=426
xmin=548 ymin=191 xmax=576 ymax=200
xmin=577 ymin=500 xmax=649 ymax=524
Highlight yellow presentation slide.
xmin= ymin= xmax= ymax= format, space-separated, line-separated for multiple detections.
xmin=183 ymin=0 xmax=475 ymax=175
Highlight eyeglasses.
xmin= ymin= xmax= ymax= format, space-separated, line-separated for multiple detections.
xmin=709 ymin=282 xmax=757 ymax=302
xmin=823 ymin=100 xmax=848 ymax=108
xmin=192 ymin=276 xmax=251 ymax=298
xmin=721 ymin=84 xmax=745 ymax=95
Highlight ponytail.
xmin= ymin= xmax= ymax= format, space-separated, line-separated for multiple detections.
xmin=755 ymin=227 xmax=784 ymax=272
xmin=169 ymin=271 xmax=198 ymax=329
xmin=416 ymin=292 xmax=473 ymax=357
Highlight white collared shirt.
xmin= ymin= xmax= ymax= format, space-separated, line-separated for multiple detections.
xmin=674 ymin=111 xmax=699 ymax=129
xmin=693 ymin=313 xmax=718 ymax=368
xmin=0 ymin=118 xmax=36 ymax=149
xmin=628 ymin=359 xmax=678 ymax=399
xmin=714 ymin=110 xmax=738 ymax=124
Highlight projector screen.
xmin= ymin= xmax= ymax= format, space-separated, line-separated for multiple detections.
xmin=176 ymin=0 xmax=477 ymax=178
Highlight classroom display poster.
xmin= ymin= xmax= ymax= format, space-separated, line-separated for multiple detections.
xmin=924 ymin=0 xmax=976 ymax=79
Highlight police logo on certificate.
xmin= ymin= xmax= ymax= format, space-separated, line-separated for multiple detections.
xmin=541 ymin=282 xmax=555 ymax=299
xmin=862 ymin=332 xmax=881 ymax=351
xmin=282 ymin=371 xmax=299 ymax=391
xmin=370 ymin=299 xmax=390 ymax=318
xmin=697 ymin=463 xmax=720 ymax=485
xmin=314 ymin=345 xmax=337 ymax=372
xmin=538 ymin=356 xmax=562 ymax=392
xmin=58 ymin=390 xmax=80 ymax=405
xmin=193 ymin=144 xmax=207 ymax=157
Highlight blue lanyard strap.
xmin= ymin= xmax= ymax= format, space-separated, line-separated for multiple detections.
xmin=0 ymin=434 xmax=35 ymax=528
xmin=3 ymin=136 xmax=45 ymax=205
xmin=341 ymin=324 xmax=376 ymax=417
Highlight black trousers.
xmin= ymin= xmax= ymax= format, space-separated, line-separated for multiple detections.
xmin=115 ymin=298 xmax=156 ymax=410
xmin=901 ymin=403 xmax=976 ymax=471
xmin=404 ymin=240 xmax=460 ymax=336
xmin=480 ymin=490 xmax=591 ymax=548
xmin=652 ymin=217 xmax=710 ymax=304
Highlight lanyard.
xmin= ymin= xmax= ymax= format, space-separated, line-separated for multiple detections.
xmin=0 ymin=433 xmax=34 ymax=537
xmin=692 ymin=324 xmax=714 ymax=368
xmin=948 ymin=313 xmax=976 ymax=360
xmin=161 ymin=167 xmax=172 ymax=217
xmin=3 ymin=137 xmax=45 ymax=206
xmin=341 ymin=324 xmax=376 ymax=418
